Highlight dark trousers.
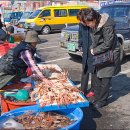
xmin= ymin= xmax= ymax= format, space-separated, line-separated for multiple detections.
xmin=81 ymin=63 xmax=89 ymax=95
xmin=92 ymin=73 xmax=111 ymax=105
xmin=81 ymin=71 xmax=89 ymax=95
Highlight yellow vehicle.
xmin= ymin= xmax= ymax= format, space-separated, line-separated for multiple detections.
xmin=25 ymin=5 xmax=88 ymax=34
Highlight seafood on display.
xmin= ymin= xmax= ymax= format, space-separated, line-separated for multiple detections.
xmin=14 ymin=111 xmax=74 ymax=129
xmin=30 ymin=64 xmax=86 ymax=107
xmin=38 ymin=64 xmax=67 ymax=80
xmin=38 ymin=64 xmax=62 ymax=72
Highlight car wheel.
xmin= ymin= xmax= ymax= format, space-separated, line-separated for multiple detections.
xmin=41 ymin=25 xmax=51 ymax=35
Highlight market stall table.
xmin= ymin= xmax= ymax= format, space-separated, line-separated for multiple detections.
xmin=32 ymin=64 xmax=89 ymax=112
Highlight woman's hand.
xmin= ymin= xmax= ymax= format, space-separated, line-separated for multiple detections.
xmin=90 ymin=49 xmax=94 ymax=55
xmin=78 ymin=47 xmax=82 ymax=52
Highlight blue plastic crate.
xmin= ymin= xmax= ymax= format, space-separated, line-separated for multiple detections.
xmin=31 ymin=79 xmax=89 ymax=111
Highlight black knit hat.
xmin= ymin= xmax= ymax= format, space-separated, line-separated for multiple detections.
xmin=7 ymin=26 xmax=14 ymax=33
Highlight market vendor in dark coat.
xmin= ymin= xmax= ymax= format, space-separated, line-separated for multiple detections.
xmin=77 ymin=9 xmax=94 ymax=96
xmin=0 ymin=30 xmax=50 ymax=89
xmin=82 ymin=8 xmax=121 ymax=109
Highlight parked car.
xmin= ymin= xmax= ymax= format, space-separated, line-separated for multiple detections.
xmin=25 ymin=5 xmax=89 ymax=34
xmin=4 ymin=12 xmax=23 ymax=25
xmin=60 ymin=2 xmax=130 ymax=59
xmin=60 ymin=25 xmax=80 ymax=59
xmin=18 ymin=11 xmax=33 ymax=27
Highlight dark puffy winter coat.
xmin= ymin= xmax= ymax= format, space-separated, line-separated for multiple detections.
xmin=91 ymin=14 xmax=121 ymax=78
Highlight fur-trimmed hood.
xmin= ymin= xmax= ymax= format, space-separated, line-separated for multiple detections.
xmin=97 ymin=13 xmax=115 ymax=28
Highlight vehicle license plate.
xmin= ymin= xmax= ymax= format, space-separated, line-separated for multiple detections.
xmin=67 ymin=42 xmax=76 ymax=51
xmin=70 ymin=33 xmax=78 ymax=41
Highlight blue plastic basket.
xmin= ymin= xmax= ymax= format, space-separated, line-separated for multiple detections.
xmin=0 ymin=105 xmax=83 ymax=130
xmin=31 ymin=79 xmax=89 ymax=111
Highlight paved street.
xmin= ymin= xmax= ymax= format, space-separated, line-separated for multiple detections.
xmin=37 ymin=33 xmax=130 ymax=129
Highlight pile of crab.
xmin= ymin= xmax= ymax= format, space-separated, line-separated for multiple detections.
xmin=15 ymin=111 xmax=74 ymax=129
xmin=30 ymin=64 xmax=85 ymax=107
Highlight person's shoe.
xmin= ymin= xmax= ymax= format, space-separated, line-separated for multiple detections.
xmin=86 ymin=91 xmax=94 ymax=98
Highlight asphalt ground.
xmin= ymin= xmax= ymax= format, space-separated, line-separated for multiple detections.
xmin=37 ymin=33 xmax=130 ymax=129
